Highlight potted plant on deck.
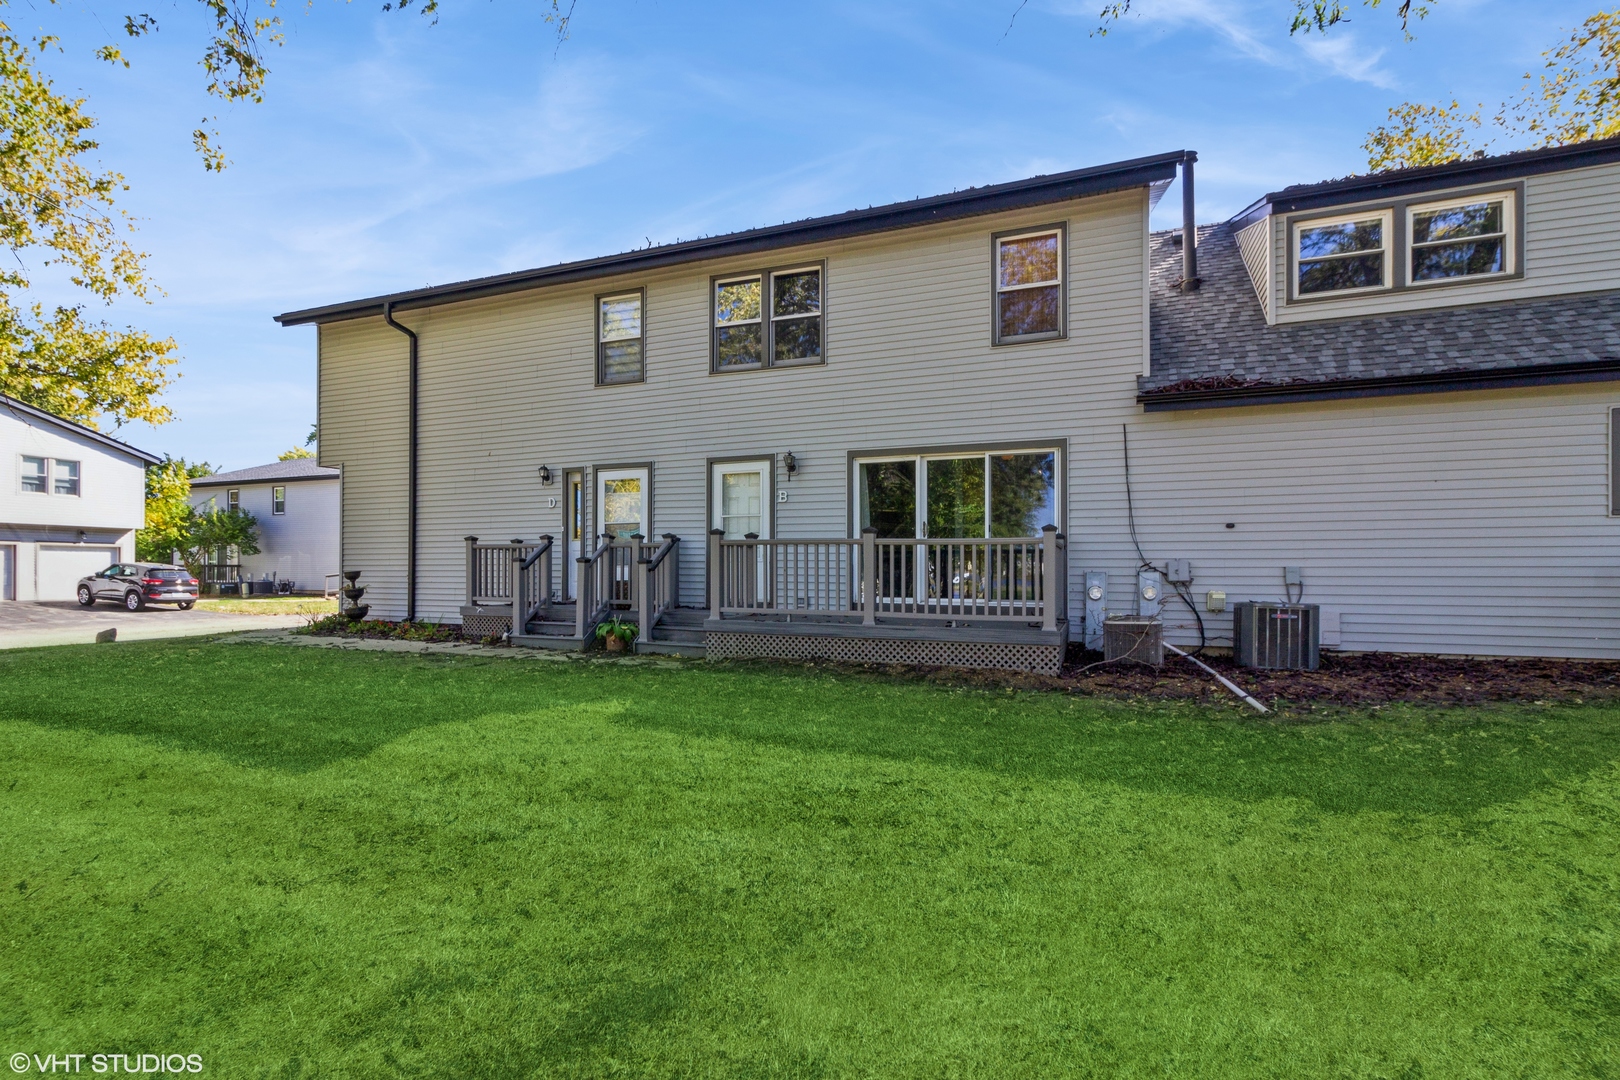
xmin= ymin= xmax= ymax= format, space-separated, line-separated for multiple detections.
xmin=595 ymin=618 xmax=636 ymax=653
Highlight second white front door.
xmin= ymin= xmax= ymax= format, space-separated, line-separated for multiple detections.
xmin=711 ymin=461 xmax=771 ymax=539
xmin=596 ymin=468 xmax=649 ymax=540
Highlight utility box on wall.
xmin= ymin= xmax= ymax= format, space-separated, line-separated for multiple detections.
xmin=1232 ymin=602 xmax=1321 ymax=670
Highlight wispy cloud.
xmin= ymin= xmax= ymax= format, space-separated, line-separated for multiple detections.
xmin=1296 ymin=34 xmax=1397 ymax=89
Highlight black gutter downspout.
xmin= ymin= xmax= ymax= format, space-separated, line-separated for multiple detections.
xmin=1180 ymin=151 xmax=1200 ymax=292
xmin=382 ymin=301 xmax=419 ymax=622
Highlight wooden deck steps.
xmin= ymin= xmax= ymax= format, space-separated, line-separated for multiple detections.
xmin=511 ymin=602 xmax=588 ymax=651
xmin=636 ymin=607 xmax=708 ymax=658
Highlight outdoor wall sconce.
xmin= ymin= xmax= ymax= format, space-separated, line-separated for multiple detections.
xmin=538 ymin=465 xmax=553 ymax=485
xmin=781 ymin=451 xmax=797 ymax=479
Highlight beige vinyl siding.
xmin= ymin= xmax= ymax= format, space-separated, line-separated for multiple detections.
xmin=1113 ymin=385 xmax=1620 ymax=658
xmin=318 ymin=169 xmax=1620 ymax=659
xmin=321 ymin=190 xmax=1149 ymax=623
xmin=318 ymin=319 xmax=409 ymax=616
xmin=1272 ymin=159 xmax=1620 ymax=322
xmin=1234 ymin=217 xmax=1271 ymax=322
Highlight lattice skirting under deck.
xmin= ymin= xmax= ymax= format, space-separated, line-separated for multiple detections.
xmin=460 ymin=606 xmax=512 ymax=639
xmin=706 ymin=631 xmax=1063 ymax=675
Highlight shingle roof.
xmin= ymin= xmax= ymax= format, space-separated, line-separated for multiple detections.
xmin=189 ymin=458 xmax=339 ymax=486
xmin=1141 ymin=223 xmax=1620 ymax=407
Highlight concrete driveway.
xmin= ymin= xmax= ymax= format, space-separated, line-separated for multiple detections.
xmin=0 ymin=601 xmax=308 ymax=650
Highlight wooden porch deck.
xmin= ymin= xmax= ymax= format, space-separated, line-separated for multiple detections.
xmin=459 ymin=528 xmax=1070 ymax=674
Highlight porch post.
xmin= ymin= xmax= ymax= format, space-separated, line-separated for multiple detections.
xmin=463 ymin=536 xmax=478 ymax=607
xmin=635 ymin=535 xmax=651 ymax=645
xmin=1041 ymin=525 xmax=1058 ymax=633
xmin=861 ymin=527 xmax=877 ymax=627
xmin=708 ymin=529 xmax=723 ymax=622
xmin=664 ymin=534 xmax=680 ymax=609
xmin=511 ymin=546 xmax=526 ymax=640
xmin=538 ymin=534 xmax=554 ymax=611
xmin=574 ymin=552 xmax=589 ymax=641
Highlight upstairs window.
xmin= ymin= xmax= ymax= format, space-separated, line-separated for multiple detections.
xmin=1410 ymin=195 xmax=1511 ymax=283
xmin=597 ymin=290 xmax=645 ymax=385
xmin=1295 ymin=213 xmax=1390 ymax=295
xmin=713 ymin=265 xmax=825 ymax=372
xmin=272 ymin=486 xmax=286 ymax=515
xmin=995 ymin=227 xmax=1065 ymax=343
xmin=227 ymin=488 xmax=240 ymax=510
xmin=20 ymin=456 xmax=45 ymax=493
xmin=53 ymin=459 xmax=79 ymax=496
xmin=771 ymin=267 xmax=822 ymax=365
xmin=713 ymin=275 xmax=762 ymax=370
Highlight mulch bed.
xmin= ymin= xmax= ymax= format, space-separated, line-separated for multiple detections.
xmin=296 ymin=615 xmax=474 ymax=644
xmin=1058 ymin=647 xmax=1620 ymax=708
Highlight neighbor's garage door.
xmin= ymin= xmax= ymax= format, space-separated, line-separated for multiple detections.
xmin=36 ymin=546 xmax=120 ymax=601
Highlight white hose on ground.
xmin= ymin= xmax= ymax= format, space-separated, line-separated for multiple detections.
xmin=1164 ymin=643 xmax=1269 ymax=714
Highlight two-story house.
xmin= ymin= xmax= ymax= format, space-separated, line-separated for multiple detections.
xmin=276 ymin=137 xmax=1620 ymax=670
xmin=3 ymin=394 xmax=161 ymax=602
xmin=189 ymin=459 xmax=340 ymax=592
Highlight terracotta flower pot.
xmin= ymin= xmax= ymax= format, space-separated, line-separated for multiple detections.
xmin=604 ymin=634 xmax=626 ymax=653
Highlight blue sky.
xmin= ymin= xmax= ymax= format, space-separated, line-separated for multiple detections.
xmin=22 ymin=0 xmax=1599 ymax=468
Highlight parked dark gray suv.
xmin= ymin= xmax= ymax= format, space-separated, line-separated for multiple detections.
xmin=77 ymin=563 xmax=199 ymax=611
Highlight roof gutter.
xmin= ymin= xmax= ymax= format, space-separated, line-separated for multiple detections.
xmin=1138 ymin=358 xmax=1620 ymax=411
xmin=382 ymin=301 xmax=419 ymax=622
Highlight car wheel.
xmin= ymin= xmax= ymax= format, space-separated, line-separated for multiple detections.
xmin=177 ymin=601 xmax=195 ymax=610
xmin=124 ymin=591 xmax=145 ymax=612
xmin=77 ymin=585 xmax=95 ymax=607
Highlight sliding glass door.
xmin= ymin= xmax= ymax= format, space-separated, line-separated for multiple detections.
xmin=856 ymin=450 xmax=1057 ymax=605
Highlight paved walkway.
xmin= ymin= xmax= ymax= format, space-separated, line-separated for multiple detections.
xmin=0 ymin=601 xmax=308 ymax=650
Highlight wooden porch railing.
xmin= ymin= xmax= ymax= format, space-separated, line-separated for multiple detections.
xmin=708 ymin=525 xmax=1067 ymax=631
xmin=574 ymin=534 xmax=640 ymax=640
xmin=636 ymin=534 xmax=680 ymax=645
xmin=464 ymin=535 xmax=551 ymax=607
xmin=510 ymin=535 xmax=554 ymax=636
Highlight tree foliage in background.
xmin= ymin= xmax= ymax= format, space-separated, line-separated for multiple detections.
xmin=188 ymin=507 xmax=260 ymax=569
xmin=1094 ymin=0 xmax=1430 ymax=37
xmin=1365 ymin=10 xmax=1620 ymax=171
xmin=0 ymin=0 xmax=572 ymax=432
xmin=278 ymin=446 xmax=314 ymax=460
xmin=0 ymin=22 xmax=177 ymax=428
xmin=136 ymin=456 xmax=213 ymax=561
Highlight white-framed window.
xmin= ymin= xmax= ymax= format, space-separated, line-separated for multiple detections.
xmin=855 ymin=449 xmax=1059 ymax=539
xmin=20 ymin=455 xmax=46 ymax=493
xmin=272 ymin=485 xmax=286 ymax=515
xmin=1408 ymin=192 xmax=1514 ymax=284
xmin=52 ymin=459 xmax=79 ymax=496
xmin=597 ymin=289 xmax=644 ymax=385
xmin=994 ymin=227 xmax=1065 ymax=343
xmin=1293 ymin=211 xmax=1392 ymax=296
xmin=227 ymin=488 xmax=240 ymax=510
xmin=712 ymin=264 xmax=824 ymax=372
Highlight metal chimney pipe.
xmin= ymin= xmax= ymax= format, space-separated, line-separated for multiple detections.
xmin=1180 ymin=152 xmax=1200 ymax=292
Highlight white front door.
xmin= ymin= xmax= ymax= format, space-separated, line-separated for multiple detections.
xmin=710 ymin=461 xmax=771 ymax=539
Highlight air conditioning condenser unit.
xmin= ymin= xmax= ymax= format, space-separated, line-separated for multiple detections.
xmin=1232 ymin=602 xmax=1320 ymax=670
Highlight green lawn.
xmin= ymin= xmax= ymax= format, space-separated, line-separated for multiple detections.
xmin=1 ymin=642 xmax=1616 ymax=1078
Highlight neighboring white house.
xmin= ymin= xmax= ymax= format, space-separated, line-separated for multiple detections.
xmin=189 ymin=459 xmax=340 ymax=591
xmin=2 ymin=394 xmax=161 ymax=602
